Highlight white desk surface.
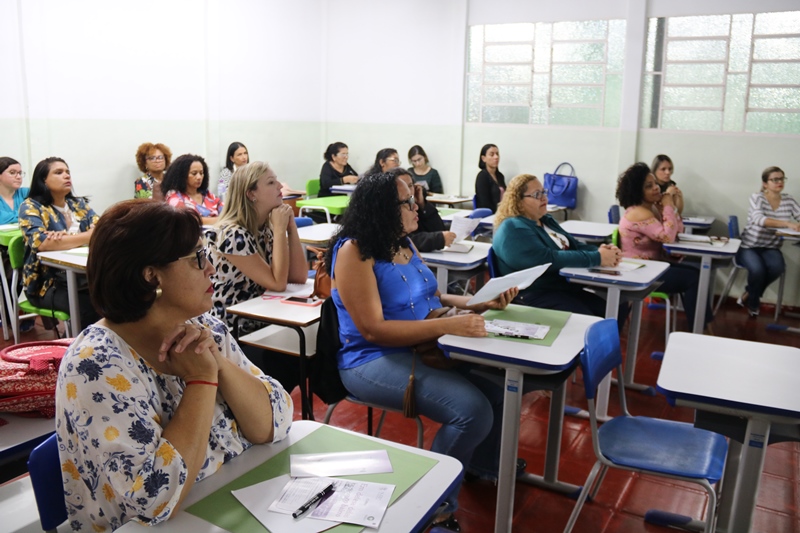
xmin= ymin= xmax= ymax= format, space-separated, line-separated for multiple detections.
xmin=426 ymin=194 xmax=472 ymax=205
xmin=658 ymin=332 xmax=800 ymax=417
xmin=297 ymin=223 xmax=341 ymax=245
xmin=37 ymin=248 xmax=89 ymax=271
xmin=439 ymin=307 xmax=601 ymax=372
xmin=663 ymin=237 xmax=741 ymax=257
xmin=560 ymin=259 xmax=670 ymax=289
xmin=0 ymin=414 xmax=54 ymax=455
xmin=117 ymin=420 xmax=462 ymax=533
xmin=439 ymin=209 xmax=472 ymax=222
xmin=420 ymin=241 xmax=491 ymax=270
xmin=682 ymin=215 xmax=715 ymax=227
xmin=226 ymin=280 xmax=321 ymax=327
xmin=559 ymin=220 xmax=617 ymax=239
xmin=329 ymin=184 xmax=357 ymax=194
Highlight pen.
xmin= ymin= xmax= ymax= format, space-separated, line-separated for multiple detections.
xmin=292 ymin=482 xmax=335 ymax=519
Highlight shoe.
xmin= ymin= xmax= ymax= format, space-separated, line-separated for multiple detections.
xmin=736 ymin=292 xmax=748 ymax=308
xmin=748 ymin=308 xmax=759 ymax=318
xmin=430 ymin=514 xmax=461 ymax=532
xmin=20 ymin=318 xmax=36 ymax=333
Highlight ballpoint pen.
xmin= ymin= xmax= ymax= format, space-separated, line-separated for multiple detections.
xmin=292 ymin=482 xmax=336 ymax=519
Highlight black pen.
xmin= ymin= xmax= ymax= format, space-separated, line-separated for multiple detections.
xmin=292 ymin=482 xmax=335 ymax=519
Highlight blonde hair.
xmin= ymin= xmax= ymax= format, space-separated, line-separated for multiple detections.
xmin=494 ymin=174 xmax=540 ymax=229
xmin=216 ymin=161 xmax=274 ymax=253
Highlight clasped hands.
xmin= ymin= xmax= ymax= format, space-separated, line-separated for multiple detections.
xmin=599 ymin=244 xmax=623 ymax=267
xmin=157 ymin=324 xmax=221 ymax=382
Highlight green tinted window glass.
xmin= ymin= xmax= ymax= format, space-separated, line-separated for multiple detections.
xmin=485 ymin=23 xmax=535 ymax=42
xmin=665 ymin=63 xmax=725 ymax=85
xmin=640 ymin=75 xmax=655 ymax=128
xmin=485 ymin=44 xmax=533 ymax=63
xmin=484 ymin=65 xmax=532 ymax=83
xmin=549 ymin=107 xmax=603 ymax=126
xmin=753 ymin=38 xmax=800 ymax=61
xmin=663 ymin=87 xmax=724 ymax=108
xmin=469 ymin=26 xmax=484 ymax=73
xmin=645 ymin=18 xmax=658 ymax=72
xmin=466 ymin=75 xmax=481 ymax=122
xmin=754 ymin=11 xmax=800 ymax=35
xmin=483 ymin=85 xmax=531 ymax=104
xmin=608 ymin=20 xmax=627 ymax=71
xmin=551 ymin=86 xmax=603 ymax=106
xmin=667 ymin=40 xmax=728 ymax=61
xmin=553 ymin=20 xmax=607 ymax=40
xmin=729 ymin=14 xmax=753 ymax=72
xmin=551 ymin=64 xmax=604 ymax=84
xmin=482 ymin=106 xmax=530 ymax=124
xmin=749 ymin=87 xmax=800 ymax=109
xmin=661 ymin=110 xmax=722 ymax=131
xmin=723 ymin=74 xmax=747 ymax=131
xmin=552 ymin=42 xmax=605 ymax=62
xmin=751 ymin=63 xmax=800 ymax=85
xmin=533 ymin=23 xmax=552 ymax=72
xmin=746 ymin=112 xmax=800 ymax=134
xmin=604 ymin=74 xmax=622 ymax=127
xmin=668 ymin=15 xmax=730 ymax=37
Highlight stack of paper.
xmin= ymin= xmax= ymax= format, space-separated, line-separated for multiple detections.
xmin=678 ymin=234 xmax=729 ymax=246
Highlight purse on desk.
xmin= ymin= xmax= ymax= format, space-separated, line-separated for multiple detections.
xmin=307 ymin=246 xmax=331 ymax=299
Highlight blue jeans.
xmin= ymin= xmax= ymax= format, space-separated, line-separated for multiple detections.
xmin=340 ymin=351 xmax=504 ymax=514
xmin=657 ymin=262 xmax=713 ymax=328
xmin=736 ymin=247 xmax=785 ymax=312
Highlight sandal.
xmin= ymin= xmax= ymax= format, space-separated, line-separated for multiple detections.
xmin=430 ymin=514 xmax=461 ymax=532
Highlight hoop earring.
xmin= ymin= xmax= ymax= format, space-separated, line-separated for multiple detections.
xmin=155 ymin=287 xmax=162 ymax=299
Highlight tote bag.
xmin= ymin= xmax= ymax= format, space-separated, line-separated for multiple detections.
xmin=543 ymin=162 xmax=579 ymax=210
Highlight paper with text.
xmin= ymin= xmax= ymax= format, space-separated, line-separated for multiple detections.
xmin=467 ymin=263 xmax=551 ymax=306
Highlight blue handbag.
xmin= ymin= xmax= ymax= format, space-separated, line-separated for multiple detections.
xmin=543 ymin=162 xmax=578 ymax=209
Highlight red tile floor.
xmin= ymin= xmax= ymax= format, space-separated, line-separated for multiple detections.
xmin=299 ymin=299 xmax=800 ymax=533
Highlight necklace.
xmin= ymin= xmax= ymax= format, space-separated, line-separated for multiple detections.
xmin=392 ymin=251 xmax=434 ymax=320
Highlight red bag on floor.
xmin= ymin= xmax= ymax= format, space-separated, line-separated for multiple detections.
xmin=0 ymin=339 xmax=73 ymax=419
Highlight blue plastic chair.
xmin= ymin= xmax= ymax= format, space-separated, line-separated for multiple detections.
xmin=487 ymin=247 xmax=499 ymax=278
xmin=468 ymin=208 xmax=492 ymax=220
xmin=472 ymin=195 xmax=477 ymax=209
xmin=607 ymin=204 xmax=621 ymax=224
xmin=295 ymin=216 xmax=314 ymax=228
xmin=27 ymin=434 xmax=67 ymax=532
xmin=564 ymin=319 xmax=727 ymax=533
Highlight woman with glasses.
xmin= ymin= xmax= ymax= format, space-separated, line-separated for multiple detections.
xmin=55 ymin=199 xmax=292 ymax=532
xmin=616 ymin=162 xmax=711 ymax=331
xmin=408 ymin=145 xmax=443 ymax=193
xmin=319 ymin=142 xmax=358 ymax=197
xmin=736 ymin=166 xmax=800 ymax=317
xmin=217 ymin=142 xmax=248 ymax=198
xmin=0 ymin=157 xmax=30 ymax=224
xmin=651 ymin=154 xmax=684 ymax=215
xmin=326 ymin=172 xmax=517 ymax=531
xmin=134 ymin=142 xmax=172 ymax=201
xmin=493 ymin=174 xmax=622 ymax=318
xmin=163 ymin=154 xmax=223 ymax=225
xmin=19 ymin=157 xmax=100 ymax=328
xmin=393 ymin=167 xmax=455 ymax=251
xmin=362 ymin=148 xmax=400 ymax=178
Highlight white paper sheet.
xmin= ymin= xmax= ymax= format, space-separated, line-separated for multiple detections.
xmin=290 ymin=450 xmax=393 ymax=477
xmin=467 ymin=263 xmax=551 ymax=306
xmin=449 ymin=216 xmax=481 ymax=242
xmin=262 ymin=282 xmax=314 ymax=298
xmin=592 ymin=260 xmax=644 ymax=273
xmin=485 ymin=320 xmax=550 ymax=340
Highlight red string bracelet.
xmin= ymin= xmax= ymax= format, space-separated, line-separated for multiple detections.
xmin=185 ymin=380 xmax=219 ymax=387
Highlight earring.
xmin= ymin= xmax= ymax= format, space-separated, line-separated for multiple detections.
xmin=155 ymin=287 xmax=162 ymax=299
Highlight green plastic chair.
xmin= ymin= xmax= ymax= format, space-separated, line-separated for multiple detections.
xmin=305 ymin=179 xmax=321 ymax=198
xmin=8 ymin=235 xmax=71 ymax=342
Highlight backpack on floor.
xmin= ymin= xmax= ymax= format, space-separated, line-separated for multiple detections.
xmin=0 ymin=340 xmax=73 ymax=420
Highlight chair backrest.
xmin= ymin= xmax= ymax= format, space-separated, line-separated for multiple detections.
xmin=487 ymin=247 xmax=499 ymax=278
xmin=728 ymin=215 xmax=740 ymax=239
xmin=608 ymin=204 xmax=621 ymax=224
xmin=8 ymin=234 xmax=25 ymax=270
xmin=295 ymin=216 xmax=314 ymax=228
xmin=580 ymin=318 xmax=622 ymax=400
xmin=472 ymin=195 xmax=477 ymax=209
xmin=306 ymin=179 xmax=321 ymax=197
xmin=27 ymin=433 xmax=67 ymax=531
xmin=468 ymin=208 xmax=492 ymax=219
xmin=611 ymin=228 xmax=620 ymax=248
xmin=310 ymin=298 xmax=348 ymax=404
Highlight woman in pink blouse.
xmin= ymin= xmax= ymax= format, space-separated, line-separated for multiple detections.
xmin=616 ymin=162 xmax=713 ymax=332
xmin=163 ymin=154 xmax=223 ymax=225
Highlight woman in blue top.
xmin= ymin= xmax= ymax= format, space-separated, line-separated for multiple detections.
xmin=326 ymin=172 xmax=516 ymax=531
xmin=0 ymin=157 xmax=30 ymax=224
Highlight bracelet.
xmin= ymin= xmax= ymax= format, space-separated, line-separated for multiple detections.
xmin=185 ymin=380 xmax=218 ymax=387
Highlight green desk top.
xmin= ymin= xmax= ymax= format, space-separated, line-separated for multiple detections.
xmin=296 ymin=196 xmax=350 ymax=215
xmin=0 ymin=228 xmax=21 ymax=247
xmin=483 ymin=306 xmax=572 ymax=347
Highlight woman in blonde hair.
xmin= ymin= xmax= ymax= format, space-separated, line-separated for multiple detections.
xmin=493 ymin=173 xmax=623 ymax=317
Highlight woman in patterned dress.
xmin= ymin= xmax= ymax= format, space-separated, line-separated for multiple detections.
xmin=162 ymin=154 xmax=223 ymax=225
xmin=133 ymin=142 xmax=172 ymax=201
xmin=55 ymin=199 xmax=292 ymax=532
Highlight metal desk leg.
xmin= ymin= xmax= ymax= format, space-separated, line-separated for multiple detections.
xmin=715 ymin=438 xmax=742 ymax=532
xmin=434 ymin=266 xmax=448 ymax=293
xmin=620 ymin=300 xmax=655 ymax=394
xmin=0 ymin=252 xmax=11 ymax=341
xmin=727 ymin=419 xmax=770 ymax=533
xmin=66 ymin=270 xmax=81 ymax=333
xmin=495 ymin=368 xmax=523 ymax=533
xmin=693 ymin=256 xmax=712 ymax=334
xmin=287 ymin=325 xmax=314 ymax=421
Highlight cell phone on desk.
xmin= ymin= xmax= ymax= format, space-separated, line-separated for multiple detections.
xmin=281 ymin=296 xmax=323 ymax=306
xmin=588 ymin=268 xmax=621 ymax=276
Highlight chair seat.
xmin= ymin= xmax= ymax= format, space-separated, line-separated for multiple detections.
xmin=19 ymin=300 xmax=70 ymax=322
xmin=599 ymin=416 xmax=727 ymax=482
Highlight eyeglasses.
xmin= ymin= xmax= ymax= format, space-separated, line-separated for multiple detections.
xmin=147 ymin=155 xmax=165 ymax=162
xmin=398 ymin=196 xmax=416 ymax=211
xmin=386 ymin=157 xmax=401 ymax=164
xmin=178 ymin=247 xmax=208 ymax=270
xmin=522 ymin=189 xmax=549 ymax=200
xmin=5 ymin=170 xmax=25 ymax=178
xmin=336 ymin=153 xmax=349 ymax=158
xmin=769 ymin=177 xmax=788 ymax=183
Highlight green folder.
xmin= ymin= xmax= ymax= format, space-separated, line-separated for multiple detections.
xmin=186 ymin=425 xmax=439 ymax=532
xmin=483 ymin=306 xmax=572 ymax=347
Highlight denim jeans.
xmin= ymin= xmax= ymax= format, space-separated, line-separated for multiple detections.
xmin=340 ymin=351 xmax=504 ymax=513
xmin=657 ymin=262 xmax=713 ymax=329
xmin=736 ymin=247 xmax=785 ymax=312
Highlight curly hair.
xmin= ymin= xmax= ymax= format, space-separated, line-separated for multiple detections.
xmin=325 ymin=172 xmax=405 ymax=272
xmin=494 ymin=174 xmax=539 ymax=228
xmin=161 ymin=154 xmax=209 ymax=196
xmin=135 ymin=143 xmax=172 ymax=173
xmin=616 ymin=162 xmax=652 ymax=208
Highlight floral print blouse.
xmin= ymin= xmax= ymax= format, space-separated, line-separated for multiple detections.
xmin=619 ymin=205 xmax=684 ymax=260
xmin=217 ymin=168 xmax=233 ymax=199
xmin=55 ymin=313 xmax=293 ymax=532
xmin=18 ymin=197 xmax=99 ymax=298
xmin=165 ymin=190 xmax=222 ymax=218
xmin=208 ymin=224 xmax=274 ymax=332
xmin=134 ymin=174 xmax=164 ymax=202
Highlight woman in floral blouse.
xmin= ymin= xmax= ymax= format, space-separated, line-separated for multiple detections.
xmin=55 ymin=199 xmax=292 ymax=532
xmin=616 ymin=162 xmax=712 ymax=332
xmin=133 ymin=142 xmax=172 ymax=201
xmin=162 ymin=154 xmax=222 ymax=224
xmin=19 ymin=157 xmax=100 ymax=327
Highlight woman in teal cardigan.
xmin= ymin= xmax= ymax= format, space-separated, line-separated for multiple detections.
xmin=493 ymin=173 xmax=622 ymax=318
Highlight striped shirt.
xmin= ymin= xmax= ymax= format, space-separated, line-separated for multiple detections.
xmin=740 ymin=192 xmax=800 ymax=249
